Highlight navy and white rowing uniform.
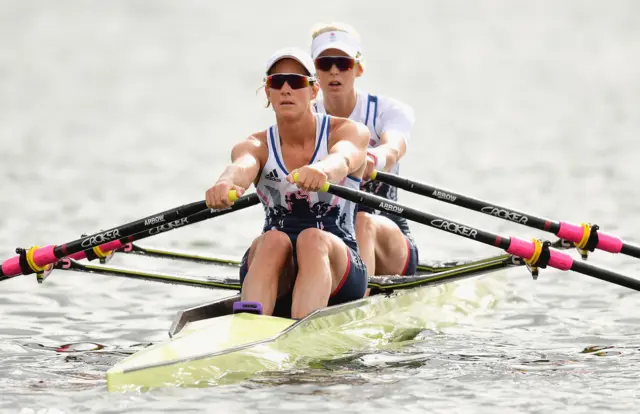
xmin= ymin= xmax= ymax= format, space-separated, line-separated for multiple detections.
xmin=239 ymin=113 xmax=368 ymax=315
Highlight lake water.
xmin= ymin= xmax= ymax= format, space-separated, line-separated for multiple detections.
xmin=1 ymin=1 xmax=639 ymax=412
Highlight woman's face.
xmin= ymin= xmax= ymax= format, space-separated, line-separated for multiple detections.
xmin=265 ymin=59 xmax=318 ymax=119
xmin=314 ymin=48 xmax=363 ymax=99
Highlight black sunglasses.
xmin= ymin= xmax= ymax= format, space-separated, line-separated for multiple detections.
xmin=314 ymin=56 xmax=357 ymax=72
xmin=265 ymin=73 xmax=316 ymax=90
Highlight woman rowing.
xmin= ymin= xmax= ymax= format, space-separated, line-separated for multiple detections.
xmin=205 ymin=47 xmax=370 ymax=319
xmin=310 ymin=23 xmax=419 ymax=279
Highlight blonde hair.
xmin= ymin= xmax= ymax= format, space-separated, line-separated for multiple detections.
xmin=310 ymin=22 xmax=366 ymax=70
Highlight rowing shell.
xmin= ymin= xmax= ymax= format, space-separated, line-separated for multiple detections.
xmin=106 ymin=259 xmax=507 ymax=392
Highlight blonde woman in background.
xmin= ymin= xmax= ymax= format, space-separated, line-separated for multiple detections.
xmin=311 ymin=23 xmax=419 ymax=280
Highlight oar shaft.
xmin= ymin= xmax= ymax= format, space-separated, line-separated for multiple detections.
xmin=373 ymin=171 xmax=559 ymax=231
xmin=0 ymin=193 xmax=258 ymax=279
xmin=329 ymin=183 xmax=510 ymax=249
xmin=374 ymin=171 xmax=640 ymax=258
xmin=571 ymin=261 xmax=640 ymax=290
xmin=0 ymin=200 xmax=205 ymax=278
xmin=69 ymin=194 xmax=260 ymax=262
xmin=621 ymin=244 xmax=640 ymax=259
xmin=325 ymin=182 xmax=640 ymax=291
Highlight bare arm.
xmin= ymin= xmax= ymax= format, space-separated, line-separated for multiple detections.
xmin=367 ymin=98 xmax=414 ymax=172
xmin=215 ymin=134 xmax=266 ymax=189
xmin=314 ymin=119 xmax=370 ymax=182
xmin=206 ymin=133 xmax=266 ymax=208
xmin=367 ymin=131 xmax=407 ymax=171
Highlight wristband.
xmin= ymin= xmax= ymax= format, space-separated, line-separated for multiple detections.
xmin=367 ymin=151 xmax=386 ymax=171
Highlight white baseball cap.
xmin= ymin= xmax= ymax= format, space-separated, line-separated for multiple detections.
xmin=311 ymin=31 xmax=362 ymax=60
xmin=265 ymin=47 xmax=315 ymax=76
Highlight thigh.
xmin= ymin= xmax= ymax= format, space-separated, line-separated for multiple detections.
xmin=295 ymin=229 xmax=352 ymax=291
xmin=239 ymin=231 xmax=297 ymax=296
xmin=293 ymin=229 xmax=367 ymax=308
xmin=368 ymin=214 xmax=412 ymax=275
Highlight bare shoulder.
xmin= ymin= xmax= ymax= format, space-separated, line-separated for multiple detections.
xmin=247 ymin=129 xmax=268 ymax=145
xmin=329 ymin=116 xmax=370 ymax=148
xmin=231 ymin=130 xmax=269 ymax=163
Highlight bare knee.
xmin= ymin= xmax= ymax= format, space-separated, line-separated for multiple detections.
xmin=258 ymin=230 xmax=293 ymax=252
xmin=296 ymin=228 xmax=329 ymax=252
xmin=246 ymin=230 xmax=292 ymax=280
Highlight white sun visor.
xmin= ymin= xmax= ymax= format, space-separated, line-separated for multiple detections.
xmin=265 ymin=47 xmax=315 ymax=76
xmin=311 ymin=31 xmax=362 ymax=60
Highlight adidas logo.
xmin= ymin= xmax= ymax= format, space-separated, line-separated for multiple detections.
xmin=265 ymin=168 xmax=281 ymax=182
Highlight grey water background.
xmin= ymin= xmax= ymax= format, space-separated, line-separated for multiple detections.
xmin=1 ymin=0 xmax=640 ymax=412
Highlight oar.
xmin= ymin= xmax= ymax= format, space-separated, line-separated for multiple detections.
xmin=73 ymin=193 xmax=260 ymax=265
xmin=0 ymin=192 xmax=257 ymax=280
xmin=311 ymin=178 xmax=640 ymax=291
xmin=371 ymin=170 xmax=640 ymax=260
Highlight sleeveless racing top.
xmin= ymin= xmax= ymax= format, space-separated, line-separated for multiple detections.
xmin=255 ymin=113 xmax=362 ymax=251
